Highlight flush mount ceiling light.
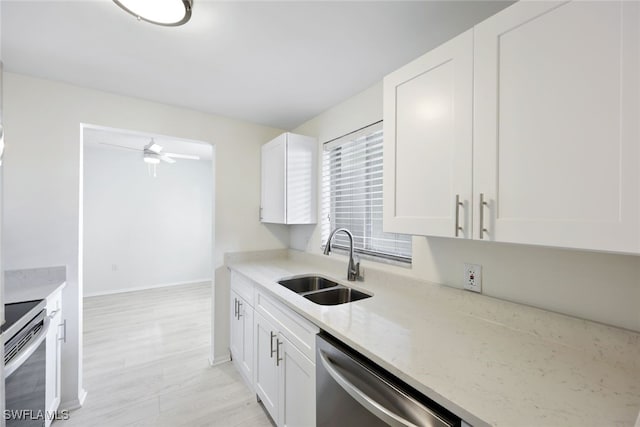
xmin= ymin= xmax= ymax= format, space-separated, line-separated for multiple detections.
xmin=113 ymin=0 xmax=193 ymax=26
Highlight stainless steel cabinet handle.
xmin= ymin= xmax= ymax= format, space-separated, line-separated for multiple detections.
xmin=48 ymin=309 xmax=60 ymax=320
xmin=455 ymin=194 xmax=463 ymax=237
xmin=270 ymin=331 xmax=277 ymax=358
xmin=233 ymin=298 xmax=238 ymax=319
xmin=479 ymin=193 xmax=489 ymax=239
xmin=276 ymin=339 xmax=283 ymax=366
xmin=59 ymin=319 xmax=67 ymax=343
xmin=319 ymin=350 xmax=421 ymax=427
xmin=237 ymin=300 xmax=243 ymax=318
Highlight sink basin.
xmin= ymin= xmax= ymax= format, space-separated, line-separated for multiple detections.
xmin=303 ymin=288 xmax=371 ymax=306
xmin=278 ymin=276 xmax=339 ymax=293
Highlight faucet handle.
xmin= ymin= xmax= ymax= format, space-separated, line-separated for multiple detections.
xmin=355 ymin=260 xmax=364 ymax=281
xmin=351 ymin=255 xmax=363 ymax=281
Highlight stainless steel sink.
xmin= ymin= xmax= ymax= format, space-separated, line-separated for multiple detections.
xmin=277 ymin=275 xmax=372 ymax=306
xmin=303 ymin=287 xmax=371 ymax=305
xmin=278 ymin=276 xmax=339 ymax=293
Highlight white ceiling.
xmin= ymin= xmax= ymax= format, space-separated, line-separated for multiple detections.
xmin=1 ymin=1 xmax=512 ymax=130
xmin=83 ymin=126 xmax=214 ymax=160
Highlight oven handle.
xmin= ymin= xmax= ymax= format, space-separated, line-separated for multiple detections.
xmin=319 ymin=350 xmax=421 ymax=427
xmin=5 ymin=316 xmax=50 ymax=378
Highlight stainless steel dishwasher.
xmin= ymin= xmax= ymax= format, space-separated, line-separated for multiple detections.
xmin=316 ymin=333 xmax=463 ymax=427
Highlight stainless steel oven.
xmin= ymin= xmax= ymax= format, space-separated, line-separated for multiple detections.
xmin=3 ymin=300 xmax=49 ymax=427
xmin=317 ymin=332 xmax=463 ymax=427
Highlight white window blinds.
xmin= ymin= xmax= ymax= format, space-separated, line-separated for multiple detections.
xmin=321 ymin=121 xmax=412 ymax=262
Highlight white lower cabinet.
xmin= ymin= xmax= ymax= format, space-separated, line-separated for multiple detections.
xmin=278 ymin=334 xmax=315 ymax=427
xmin=254 ymin=311 xmax=280 ymax=420
xmin=230 ymin=273 xmax=256 ymax=388
xmin=230 ymin=290 xmax=254 ymax=385
xmin=254 ymin=311 xmax=317 ymax=427
xmin=45 ymin=288 xmax=63 ymax=426
xmin=227 ymin=281 xmax=319 ymax=427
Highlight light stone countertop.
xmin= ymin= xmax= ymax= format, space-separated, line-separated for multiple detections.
xmin=4 ymin=266 xmax=66 ymax=303
xmin=226 ymin=250 xmax=640 ymax=427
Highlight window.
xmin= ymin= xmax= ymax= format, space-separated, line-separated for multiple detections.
xmin=321 ymin=121 xmax=412 ymax=262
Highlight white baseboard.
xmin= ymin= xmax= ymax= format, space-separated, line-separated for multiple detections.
xmin=61 ymin=388 xmax=87 ymax=411
xmin=84 ymin=279 xmax=211 ymax=298
xmin=209 ymin=354 xmax=231 ymax=367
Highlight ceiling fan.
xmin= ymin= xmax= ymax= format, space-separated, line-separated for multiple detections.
xmin=99 ymin=138 xmax=201 ymax=164
xmin=99 ymin=138 xmax=201 ymax=177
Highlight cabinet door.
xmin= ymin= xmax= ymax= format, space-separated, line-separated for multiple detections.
xmin=285 ymin=134 xmax=317 ymax=225
xmin=261 ymin=134 xmax=287 ymax=224
xmin=383 ymin=29 xmax=473 ymax=238
xmin=45 ymin=295 xmax=62 ymax=426
xmin=239 ymin=300 xmax=254 ymax=384
xmin=229 ymin=291 xmax=242 ymax=362
xmin=474 ymin=1 xmax=640 ymax=252
xmin=278 ymin=335 xmax=315 ymax=427
xmin=254 ymin=312 xmax=279 ymax=424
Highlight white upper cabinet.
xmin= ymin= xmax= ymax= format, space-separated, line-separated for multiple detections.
xmin=383 ymin=1 xmax=640 ymax=253
xmin=474 ymin=0 xmax=639 ymax=253
xmin=261 ymin=133 xmax=317 ymax=225
xmin=383 ymin=29 xmax=473 ymax=238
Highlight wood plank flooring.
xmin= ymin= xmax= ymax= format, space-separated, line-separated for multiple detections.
xmin=59 ymin=283 xmax=272 ymax=427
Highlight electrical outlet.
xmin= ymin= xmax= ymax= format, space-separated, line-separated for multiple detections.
xmin=464 ymin=263 xmax=482 ymax=293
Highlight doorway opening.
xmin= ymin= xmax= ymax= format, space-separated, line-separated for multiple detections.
xmin=77 ymin=124 xmax=217 ymax=418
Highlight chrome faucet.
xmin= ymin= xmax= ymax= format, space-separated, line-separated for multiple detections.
xmin=323 ymin=228 xmax=362 ymax=281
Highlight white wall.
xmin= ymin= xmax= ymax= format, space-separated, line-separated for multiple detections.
xmin=3 ymin=72 xmax=288 ymax=409
xmin=292 ymin=82 xmax=640 ymax=333
xmin=83 ymin=142 xmax=213 ymax=296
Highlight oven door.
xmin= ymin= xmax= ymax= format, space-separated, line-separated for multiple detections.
xmin=4 ymin=311 xmax=49 ymax=426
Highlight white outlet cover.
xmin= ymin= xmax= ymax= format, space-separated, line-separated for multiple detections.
xmin=464 ymin=263 xmax=482 ymax=293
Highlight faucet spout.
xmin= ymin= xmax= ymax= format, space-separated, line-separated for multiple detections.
xmin=323 ymin=228 xmax=361 ymax=281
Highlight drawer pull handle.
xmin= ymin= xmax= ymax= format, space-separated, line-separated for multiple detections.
xmin=276 ymin=339 xmax=283 ymax=366
xmin=455 ymin=194 xmax=463 ymax=237
xmin=270 ymin=332 xmax=277 ymax=358
xmin=479 ymin=193 xmax=489 ymax=239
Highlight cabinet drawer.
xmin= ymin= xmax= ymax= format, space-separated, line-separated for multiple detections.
xmin=256 ymin=291 xmax=319 ymax=361
xmin=230 ymin=271 xmax=255 ymax=307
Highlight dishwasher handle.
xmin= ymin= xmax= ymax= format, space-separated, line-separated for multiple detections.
xmin=319 ymin=350 xmax=423 ymax=427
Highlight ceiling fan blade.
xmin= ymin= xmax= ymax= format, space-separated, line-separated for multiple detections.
xmin=144 ymin=138 xmax=163 ymax=154
xmin=98 ymin=142 xmax=142 ymax=152
xmin=159 ymin=154 xmax=176 ymax=164
xmin=164 ymin=152 xmax=201 ymax=160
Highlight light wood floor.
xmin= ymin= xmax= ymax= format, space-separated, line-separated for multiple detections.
xmin=59 ymin=283 xmax=272 ymax=427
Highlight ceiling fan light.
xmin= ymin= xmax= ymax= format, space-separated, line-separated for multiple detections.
xmin=143 ymin=154 xmax=161 ymax=164
xmin=113 ymin=0 xmax=193 ymax=26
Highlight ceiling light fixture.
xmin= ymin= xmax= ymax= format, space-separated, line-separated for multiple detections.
xmin=113 ymin=0 xmax=193 ymax=26
xmin=143 ymin=153 xmax=161 ymax=164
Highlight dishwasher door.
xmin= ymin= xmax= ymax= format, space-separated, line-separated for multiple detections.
xmin=316 ymin=333 xmax=461 ymax=427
